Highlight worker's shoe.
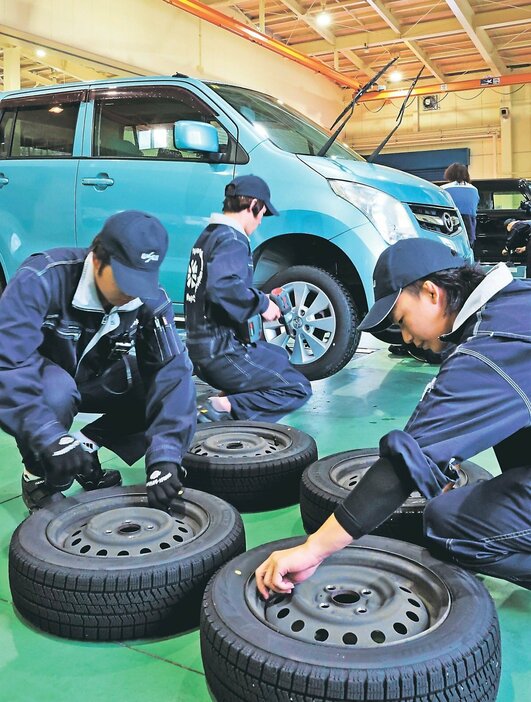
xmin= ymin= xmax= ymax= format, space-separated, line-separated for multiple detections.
xmin=21 ymin=474 xmax=65 ymax=513
xmin=75 ymin=453 xmax=122 ymax=491
xmin=197 ymin=399 xmax=233 ymax=423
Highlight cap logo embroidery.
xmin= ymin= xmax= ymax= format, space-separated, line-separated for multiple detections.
xmin=141 ymin=251 xmax=159 ymax=263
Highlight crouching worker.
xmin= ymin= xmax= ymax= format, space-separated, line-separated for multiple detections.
xmin=185 ymin=175 xmax=312 ymax=423
xmin=0 ymin=210 xmax=196 ymax=513
xmin=256 ymin=239 xmax=531 ymax=594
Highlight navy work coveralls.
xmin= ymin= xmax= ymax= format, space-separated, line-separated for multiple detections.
xmin=0 ymin=248 xmax=196 ymax=473
xmin=184 ymin=215 xmax=311 ymax=422
xmin=374 ymin=264 xmax=530 ymax=586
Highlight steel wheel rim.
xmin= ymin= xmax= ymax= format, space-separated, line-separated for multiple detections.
xmin=328 ymin=454 xmax=469 ymax=506
xmin=189 ymin=426 xmax=292 ymax=458
xmin=246 ymin=546 xmax=450 ymax=648
xmin=45 ymin=492 xmax=208 ymax=558
xmin=263 ymin=280 xmax=337 ymax=365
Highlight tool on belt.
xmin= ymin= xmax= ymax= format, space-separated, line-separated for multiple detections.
xmin=236 ymin=287 xmax=294 ymax=344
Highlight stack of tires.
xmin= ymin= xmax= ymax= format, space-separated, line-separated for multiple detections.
xmin=9 ymin=421 xmax=317 ymax=640
xmin=9 ymin=424 xmax=502 ymax=702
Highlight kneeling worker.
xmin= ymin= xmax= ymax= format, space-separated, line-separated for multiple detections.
xmin=256 ymin=239 xmax=530 ymax=594
xmin=185 ymin=175 xmax=312 ymax=422
xmin=0 ymin=211 xmax=196 ymax=512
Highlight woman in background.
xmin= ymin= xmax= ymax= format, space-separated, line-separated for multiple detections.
xmin=441 ymin=162 xmax=480 ymax=248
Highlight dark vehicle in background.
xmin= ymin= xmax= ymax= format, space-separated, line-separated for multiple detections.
xmin=473 ymin=178 xmax=530 ymax=262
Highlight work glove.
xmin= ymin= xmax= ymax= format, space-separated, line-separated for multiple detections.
xmin=146 ymin=462 xmax=186 ymax=510
xmin=40 ymin=435 xmax=95 ymax=491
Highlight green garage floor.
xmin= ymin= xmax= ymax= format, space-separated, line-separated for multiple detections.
xmin=0 ymin=337 xmax=529 ymax=702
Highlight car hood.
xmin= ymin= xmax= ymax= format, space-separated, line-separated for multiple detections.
xmin=297 ymin=155 xmax=452 ymax=207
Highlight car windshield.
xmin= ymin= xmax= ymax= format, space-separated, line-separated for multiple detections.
xmin=208 ymin=83 xmax=364 ymax=161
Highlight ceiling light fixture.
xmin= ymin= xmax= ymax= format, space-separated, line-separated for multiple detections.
xmin=389 ymin=70 xmax=403 ymax=83
xmin=316 ymin=2 xmax=332 ymax=28
xmin=36 ymin=48 xmax=46 ymax=58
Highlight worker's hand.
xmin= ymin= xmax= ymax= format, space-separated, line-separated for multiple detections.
xmin=515 ymin=246 xmax=526 ymax=254
xmin=262 ymin=298 xmax=281 ymax=322
xmin=40 ymin=435 xmax=94 ymax=491
xmin=255 ymin=541 xmax=325 ymax=599
xmin=501 ymin=248 xmax=508 ymax=256
xmin=146 ymin=462 xmax=186 ymax=510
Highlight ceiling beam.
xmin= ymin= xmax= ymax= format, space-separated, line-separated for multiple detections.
xmin=278 ymin=0 xmax=335 ymax=46
xmin=296 ymin=8 xmax=529 ymax=56
xmin=403 ymin=40 xmax=446 ymax=84
xmin=339 ymin=49 xmax=373 ymax=75
xmin=364 ymin=0 xmax=401 ymax=34
xmin=364 ymin=0 xmax=447 ymax=86
xmin=445 ymin=0 xmax=508 ymax=75
xmin=279 ymin=0 xmax=372 ymax=75
xmin=0 ymin=60 xmax=55 ymax=87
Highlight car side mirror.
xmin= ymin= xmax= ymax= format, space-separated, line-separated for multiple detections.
xmin=174 ymin=121 xmax=220 ymax=154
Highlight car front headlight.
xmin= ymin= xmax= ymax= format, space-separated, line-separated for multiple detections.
xmin=329 ymin=180 xmax=418 ymax=244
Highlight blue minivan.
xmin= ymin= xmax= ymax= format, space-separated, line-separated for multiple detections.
xmin=0 ymin=75 xmax=472 ymax=379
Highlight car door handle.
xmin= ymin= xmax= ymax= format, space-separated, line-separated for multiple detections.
xmin=0 ymin=173 xmax=9 ymax=188
xmin=81 ymin=174 xmax=114 ymax=190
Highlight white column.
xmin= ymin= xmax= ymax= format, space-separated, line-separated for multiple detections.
xmin=4 ymin=46 xmax=22 ymax=90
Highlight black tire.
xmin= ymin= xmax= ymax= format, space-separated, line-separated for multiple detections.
xmin=262 ymin=265 xmax=360 ymax=380
xmin=201 ymin=535 xmax=501 ymax=702
xmin=183 ymin=421 xmax=317 ymax=512
xmin=371 ymin=325 xmax=403 ymax=345
xmin=9 ymin=485 xmax=245 ymax=641
xmin=300 ymin=449 xmax=492 ymax=544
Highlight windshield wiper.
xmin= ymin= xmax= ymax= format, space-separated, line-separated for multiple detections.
xmin=367 ymin=66 xmax=424 ymax=163
xmin=317 ymin=56 xmax=398 ymax=158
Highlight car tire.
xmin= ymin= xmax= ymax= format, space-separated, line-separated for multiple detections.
xmin=183 ymin=421 xmax=317 ymax=511
xmin=371 ymin=325 xmax=403 ymax=345
xmin=201 ymin=535 xmax=501 ymax=702
xmin=9 ymin=485 xmax=245 ymax=641
xmin=262 ymin=265 xmax=360 ymax=380
xmin=300 ymin=449 xmax=492 ymax=544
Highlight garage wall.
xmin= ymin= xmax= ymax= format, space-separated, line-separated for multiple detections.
xmin=0 ymin=0 xmax=344 ymax=127
xmin=348 ymin=84 xmax=531 ymax=179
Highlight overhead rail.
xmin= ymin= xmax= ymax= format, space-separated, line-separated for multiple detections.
xmin=163 ymin=0 xmax=362 ymax=89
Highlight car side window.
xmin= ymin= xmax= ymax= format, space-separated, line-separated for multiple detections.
xmin=92 ymin=86 xmax=241 ymax=163
xmin=0 ymin=95 xmax=82 ymax=158
xmin=0 ymin=109 xmax=16 ymax=157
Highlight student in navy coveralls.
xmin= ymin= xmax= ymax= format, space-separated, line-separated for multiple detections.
xmin=255 ymin=239 xmax=531 ymax=596
xmin=185 ymin=175 xmax=311 ymax=423
xmin=0 ymin=211 xmax=196 ymax=512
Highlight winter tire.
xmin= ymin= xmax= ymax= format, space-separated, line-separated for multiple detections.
xmin=201 ymin=535 xmax=501 ymax=702
xmin=183 ymin=421 xmax=317 ymax=511
xmin=300 ymin=449 xmax=492 ymax=543
xmin=262 ymin=265 xmax=360 ymax=380
xmin=9 ymin=485 xmax=245 ymax=641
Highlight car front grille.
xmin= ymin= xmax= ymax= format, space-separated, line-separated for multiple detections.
xmin=408 ymin=203 xmax=462 ymax=236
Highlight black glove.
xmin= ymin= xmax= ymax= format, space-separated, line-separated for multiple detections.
xmin=146 ymin=462 xmax=186 ymax=510
xmin=40 ymin=435 xmax=95 ymax=491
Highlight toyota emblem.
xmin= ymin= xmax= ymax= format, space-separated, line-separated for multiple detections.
xmin=442 ymin=212 xmax=454 ymax=233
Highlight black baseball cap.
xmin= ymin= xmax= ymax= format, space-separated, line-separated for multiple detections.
xmin=503 ymin=218 xmax=517 ymax=228
xmin=98 ymin=210 xmax=169 ymax=300
xmin=358 ymin=239 xmax=466 ymax=333
xmin=225 ymin=174 xmax=279 ymax=216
